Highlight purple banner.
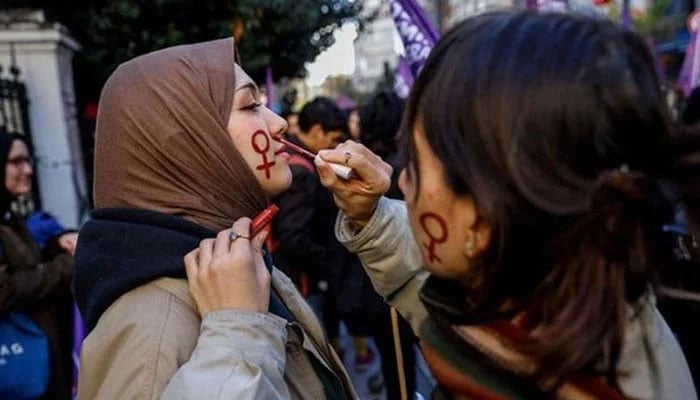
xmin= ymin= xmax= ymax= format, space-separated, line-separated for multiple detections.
xmin=679 ymin=13 xmax=700 ymax=96
xmin=389 ymin=0 xmax=439 ymax=78
xmin=394 ymin=56 xmax=414 ymax=98
xmin=265 ymin=66 xmax=276 ymax=110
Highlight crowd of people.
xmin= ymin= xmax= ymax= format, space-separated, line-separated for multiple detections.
xmin=3 ymin=8 xmax=700 ymax=400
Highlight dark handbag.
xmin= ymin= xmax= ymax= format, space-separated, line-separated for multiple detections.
xmin=0 ymin=312 xmax=50 ymax=400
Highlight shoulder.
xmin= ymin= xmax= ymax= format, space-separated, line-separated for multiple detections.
xmin=102 ymin=278 xmax=200 ymax=352
xmin=617 ymin=299 xmax=697 ymax=399
xmin=81 ymin=278 xmax=200 ymax=399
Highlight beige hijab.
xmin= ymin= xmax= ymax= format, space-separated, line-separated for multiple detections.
xmin=93 ymin=38 xmax=267 ymax=232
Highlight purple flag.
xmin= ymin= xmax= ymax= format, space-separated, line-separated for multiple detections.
xmin=265 ymin=66 xmax=275 ymax=109
xmin=394 ymin=56 xmax=414 ymax=98
xmin=389 ymin=0 xmax=439 ymax=79
xmin=680 ymin=13 xmax=700 ymax=96
xmin=72 ymin=302 xmax=84 ymax=399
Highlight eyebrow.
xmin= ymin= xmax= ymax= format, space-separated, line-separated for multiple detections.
xmin=235 ymin=83 xmax=258 ymax=93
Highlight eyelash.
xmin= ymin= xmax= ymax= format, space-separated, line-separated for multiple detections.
xmin=241 ymin=101 xmax=262 ymax=111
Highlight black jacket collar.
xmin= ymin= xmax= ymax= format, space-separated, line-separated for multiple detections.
xmin=75 ymin=208 xmax=291 ymax=332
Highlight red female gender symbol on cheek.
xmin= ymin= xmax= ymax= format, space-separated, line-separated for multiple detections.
xmin=252 ymin=130 xmax=276 ymax=179
xmin=419 ymin=212 xmax=448 ymax=263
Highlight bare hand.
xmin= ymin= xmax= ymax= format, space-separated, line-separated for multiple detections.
xmin=58 ymin=232 xmax=78 ymax=256
xmin=316 ymin=141 xmax=392 ymax=228
xmin=184 ymin=218 xmax=270 ymax=316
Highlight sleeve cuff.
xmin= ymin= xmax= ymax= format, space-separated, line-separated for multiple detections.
xmin=199 ymin=309 xmax=288 ymax=354
xmin=335 ymin=196 xmax=390 ymax=251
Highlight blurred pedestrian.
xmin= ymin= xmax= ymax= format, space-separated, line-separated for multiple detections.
xmin=351 ymin=90 xmax=418 ymax=399
xmin=0 ymin=133 xmax=76 ymax=400
xmin=271 ymin=96 xmax=346 ymax=353
xmin=347 ymin=108 xmax=361 ymax=141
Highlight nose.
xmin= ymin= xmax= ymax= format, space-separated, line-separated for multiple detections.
xmin=265 ymin=107 xmax=288 ymax=139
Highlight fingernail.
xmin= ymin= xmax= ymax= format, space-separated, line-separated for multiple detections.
xmin=314 ymin=155 xmax=326 ymax=167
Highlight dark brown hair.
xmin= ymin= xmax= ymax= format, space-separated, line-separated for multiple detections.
xmin=403 ymin=11 xmax=682 ymax=382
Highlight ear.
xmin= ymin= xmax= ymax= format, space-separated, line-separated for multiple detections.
xmin=473 ymin=217 xmax=491 ymax=255
xmin=467 ymin=215 xmax=491 ymax=257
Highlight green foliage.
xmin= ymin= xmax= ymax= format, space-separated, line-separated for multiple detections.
xmin=1 ymin=0 xmax=367 ymax=101
xmin=633 ymin=0 xmax=683 ymax=42
xmin=607 ymin=0 xmax=684 ymax=42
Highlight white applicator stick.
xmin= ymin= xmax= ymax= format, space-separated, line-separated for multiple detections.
xmin=280 ymin=138 xmax=354 ymax=180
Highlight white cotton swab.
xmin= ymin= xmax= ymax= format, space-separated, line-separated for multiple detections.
xmin=280 ymin=139 xmax=354 ymax=180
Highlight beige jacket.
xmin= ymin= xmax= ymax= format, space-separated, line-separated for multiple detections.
xmin=78 ymin=268 xmax=357 ymax=400
xmin=336 ymin=197 xmax=697 ymax=400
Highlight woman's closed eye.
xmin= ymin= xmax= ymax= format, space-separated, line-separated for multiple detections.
xmin=241 ymin=101 xmax=262 ymax=112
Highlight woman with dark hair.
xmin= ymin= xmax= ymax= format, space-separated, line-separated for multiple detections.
xmin=0 ymin=134 xmax=76 ymax=400
xmin=317 ymin=11 xmax=697 ymax=399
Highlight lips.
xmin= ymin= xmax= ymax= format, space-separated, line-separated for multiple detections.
xmin=273 ymin=137 xmax=286 ymax=156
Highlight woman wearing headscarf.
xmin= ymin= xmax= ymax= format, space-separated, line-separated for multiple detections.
xmin=0 ymin=133 xmax=76 ymax=400
xmin=74 ymin=39 xmax=357 ymax=399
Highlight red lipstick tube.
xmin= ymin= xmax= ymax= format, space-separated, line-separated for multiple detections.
xmin=250 ymin=204 xmax=280 ymax=237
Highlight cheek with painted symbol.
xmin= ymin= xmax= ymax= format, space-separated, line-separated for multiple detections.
xmin=419 ymin=212 xmax=448 ymax=263
xmin=251 ymin=130 xmax=276 ymax=179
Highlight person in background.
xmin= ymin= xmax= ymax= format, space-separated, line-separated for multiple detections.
xmin=359 ymin=90 xmax=405 ymax=199
xmin=346 ymin=90 xmax=418 ymax=399
xmin=318 ymin=11 xmax=696 ymax=399
xmin=656 ymin=99 xmax=700 ymax=389
xmin=347 ymin=108 xmax=361 ymax=141
xmin=284 ymin=111 xmax=301 ymax=138
xmin=271 ymin=97 xmax=347 ymax=353
xmin=0 ymin=133 xmax=76 ymax=400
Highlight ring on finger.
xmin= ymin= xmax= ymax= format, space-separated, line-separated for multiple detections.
xmin=229 ymin=231 xmax=250 ymax=242
xmin=344 ymin=151 xmax=352 ymax=166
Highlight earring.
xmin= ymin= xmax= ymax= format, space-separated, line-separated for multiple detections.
xmin=464 ymin=237 xmax=476 ymax=258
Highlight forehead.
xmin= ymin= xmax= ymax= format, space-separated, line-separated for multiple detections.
xmin=234 ymin=64 xmax=254 ymax=89
xmin=9 ymin=139 xmax=28 ymax=155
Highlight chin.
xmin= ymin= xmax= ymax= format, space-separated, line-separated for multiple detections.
xmin=266 ymin=173 xmax=293 ymax=197
xmin=423 ymin=260 xmax=468 ymax=281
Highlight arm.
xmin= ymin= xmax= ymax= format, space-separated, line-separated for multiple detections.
xmin=0 ymin=252 xmax=73 ymax=312
xmin=162 ymin=310 xmax=290 ymax=400
xmin=335 ymin=197 xmax=428 ymax=334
